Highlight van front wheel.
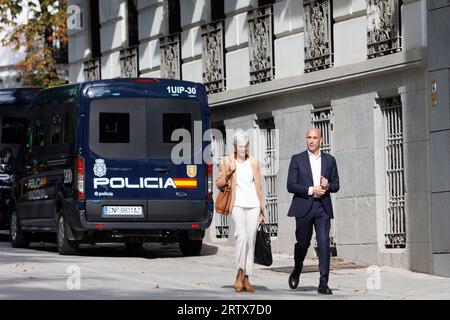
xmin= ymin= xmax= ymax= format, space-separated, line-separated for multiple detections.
xmin=57 ymin=214 xmax=79 ymax=255
xmin=10 ymin=210 xmax=30 ymax=248
xmin=179 ymin=232 xmax=202 ymax=256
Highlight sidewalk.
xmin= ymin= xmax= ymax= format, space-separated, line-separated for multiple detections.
xmin=207 ymin=242 xmax=450 ymax=300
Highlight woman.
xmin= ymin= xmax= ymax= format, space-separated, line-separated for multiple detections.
xmin=215 ymin=129 xmax=267 ymax=293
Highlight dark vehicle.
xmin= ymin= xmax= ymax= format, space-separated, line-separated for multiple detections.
xmin=10 ymin=79 xmax=213 ymax=255
xmin=0 ymin=88 xmax=41 ymax=230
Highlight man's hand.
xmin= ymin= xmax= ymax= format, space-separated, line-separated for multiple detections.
xmin=313 ymin=186 xmax=326 ymax=197
xmin=320 ymin=176 xmax=329 ymax=190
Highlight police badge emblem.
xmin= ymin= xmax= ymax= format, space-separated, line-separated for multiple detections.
xmin=93 ymin=159 xmax=107 ymax=177
xmin=186 ymin=165 xmax=197 ymax=178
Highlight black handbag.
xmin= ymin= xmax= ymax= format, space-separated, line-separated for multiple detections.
xmin=254 ymin=223 xmax=273 ymax=266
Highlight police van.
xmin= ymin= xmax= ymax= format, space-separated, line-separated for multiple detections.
xmin=0 ymin=88 xmax=41 ymax=230
xmin=10 ymin=79 xmax=213 ymax=255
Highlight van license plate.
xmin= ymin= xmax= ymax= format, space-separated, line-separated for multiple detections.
xmin=103 ymin=206 xmax=143 ymax=216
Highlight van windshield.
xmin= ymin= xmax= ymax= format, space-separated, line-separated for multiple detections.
xmin=88 ymin=98 xmax=202 ymax=160
xmin=1 ymin=117 xmax=26 ymax=144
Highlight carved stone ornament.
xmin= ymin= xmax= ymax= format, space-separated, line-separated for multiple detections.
xmin=367 ymin=0 xmax=402 ymax=58
xmin=248 ymin=5 xmax=274 ymax=85
xmin=160 ymin=34 xmax=181 ymax=79
xmin=304 ymin=0 xmax=333 ymax=72
xmin=201 ymin=21 xmax=226 ymax=94
xmin=83 ymin=58 xmax=101 ymax=81
xmin=120 ymin=46 xmax=139 ymax=78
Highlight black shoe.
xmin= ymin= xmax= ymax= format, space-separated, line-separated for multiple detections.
xmin=318 ymin=284 xmax=332 ymax=295
xmin=288 ymin=264 xmax=302 ymax=289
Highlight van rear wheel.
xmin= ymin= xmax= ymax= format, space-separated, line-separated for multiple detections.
xmin=10 ymin=210 xmax=30 ymax=248
xmin=57 ymin=214 xmax=79 ymax=255
xmin=179 ymin=232 xmax=202 ymax=256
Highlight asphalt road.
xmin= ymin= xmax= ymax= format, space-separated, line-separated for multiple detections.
xmin=1 ymin=231 xmax=449 ymax=300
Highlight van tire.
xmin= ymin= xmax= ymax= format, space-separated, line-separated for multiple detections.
xmin=124 ymin=242 xmax=143 ymax=250
xmin=179 ymin=233 xmax=202 ymax=256
xmin=10 ymin=210 xmax=30 ymax=248
xmin=57 ymin=214 xmax=79 ymax=255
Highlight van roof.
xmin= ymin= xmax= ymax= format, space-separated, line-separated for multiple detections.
xmin=84 ymin=78 xmax=200 ymax=87
xmin=36 ymin=78 xmax=202 ymax=94
xmin=33 ymin=78 xmax=207 ymax=108
xmin=0 ymin=87 xmax=42 ymax=105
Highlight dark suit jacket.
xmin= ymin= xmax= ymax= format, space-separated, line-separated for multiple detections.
xmin=287 ymin=150 xmax=339 ymax=219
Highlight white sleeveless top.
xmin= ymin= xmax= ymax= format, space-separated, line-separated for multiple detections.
xmin=233 ymin=159 xmax=260 ymax=208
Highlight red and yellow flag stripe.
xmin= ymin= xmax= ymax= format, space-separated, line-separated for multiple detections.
xmin=173 ymin=178 xmax=197 ymax=188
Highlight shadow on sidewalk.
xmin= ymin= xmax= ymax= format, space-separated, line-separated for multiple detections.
xmin=26 ymin=242 xmax=219 ymax=260
xmin=265 ymin=259 xmax=368 ymax=274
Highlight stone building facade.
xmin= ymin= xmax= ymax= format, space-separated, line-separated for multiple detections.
xmin=67 ymin=0 xmax=450 ymax=277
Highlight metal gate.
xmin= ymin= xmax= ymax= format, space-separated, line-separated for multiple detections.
xmin=211 ymin=130 xmax=229 ymax=239
xmin=256 ymin=118 xmax=279 ymax=237
xmin=380 ymin=96 xmax=406 ymax=248
xmin=312 ymin=107 xmax=337 ymax=255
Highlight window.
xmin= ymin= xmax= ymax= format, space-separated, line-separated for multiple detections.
xmin=99 ymin=113 xmax=130 ymax=143
xmin=2 ymin=117 xmax=26 ymax=144
xmin=311 ymin=107 xmax=332 ymax=154
xmin=211 ymin=124 xmax=229 ymax=239
xmin=258 ymin=0 xmax=274 ymax=6
xmin=127 ymin=0 xmax=139 ymax=47
xmin=89 ymin=98 xmax=200 ymax=160
xmin=147 ymin=99 xmax=200 ymax=159
xmin=312 ymin=106 xmax=337 ymax=255
xmin=256 ymin=117 xmax=278 ymax=237
xmin=163 ymin=113 xmax=191 ymax=144
xmin=168 ymin=0 xmax=181 ymax=34
xmin=89 ymin=99 xmax=146 ymax=159
xmin=64 ymin=113 xmax=70 ymax=144
xmin=90 ymin=0 xmax=101 ymax=58
xmin=50 ymin=114 xmax=62 ymax=145
xmin=32 ymin=118 xmax=46 ymax=147
xmin=379 ymin=96 xmax=406 ymax=248
xmin=211 ymin=0 xmax=224 ymax=21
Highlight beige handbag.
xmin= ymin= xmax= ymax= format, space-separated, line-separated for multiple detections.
xmin=215 ymin=157 xmax=234 ymax=215
xmin=215 ymin=183 xmax=232 ymax=215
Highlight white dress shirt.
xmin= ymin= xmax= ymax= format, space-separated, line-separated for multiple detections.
xmin=308 ymin=150 xmax=321 ymax=196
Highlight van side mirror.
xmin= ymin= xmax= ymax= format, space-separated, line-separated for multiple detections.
xmin=0 ymin=148 xmax=13 ymax=165
xmin=0 ymin=148 xmax=13 ymax=172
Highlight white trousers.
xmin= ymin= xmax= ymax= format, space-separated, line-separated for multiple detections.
xmin=231 ymin=206 xmax=260 ymax=276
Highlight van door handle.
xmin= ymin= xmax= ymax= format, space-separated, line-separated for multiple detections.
xmin=153 ymin=167 xmax=169 ymax=173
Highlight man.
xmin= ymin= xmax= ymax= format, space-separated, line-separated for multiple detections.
xmin=286 ymin=128 xmax=340 ymax=295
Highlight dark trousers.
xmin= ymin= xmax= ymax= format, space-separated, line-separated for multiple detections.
xmin=295 ymin=199 xmax=331 ymax=285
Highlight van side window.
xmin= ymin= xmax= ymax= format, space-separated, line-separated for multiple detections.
xmin=32 ymin=118 xmax=46 ymax=147
xmin=50 ymin=113 xmax=62 ymax=144
xmin=99 ymin=113 xmax=130 ymax=143
xmin=44 ymin=106 xmax=73 ymax=157
xmin=2 ymin=117 xmax=26 ymax=144
xmin=163 ymin=113 xmax=191 ymax=143
xmin=63 ymin=112 xmax=70 ymax=144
